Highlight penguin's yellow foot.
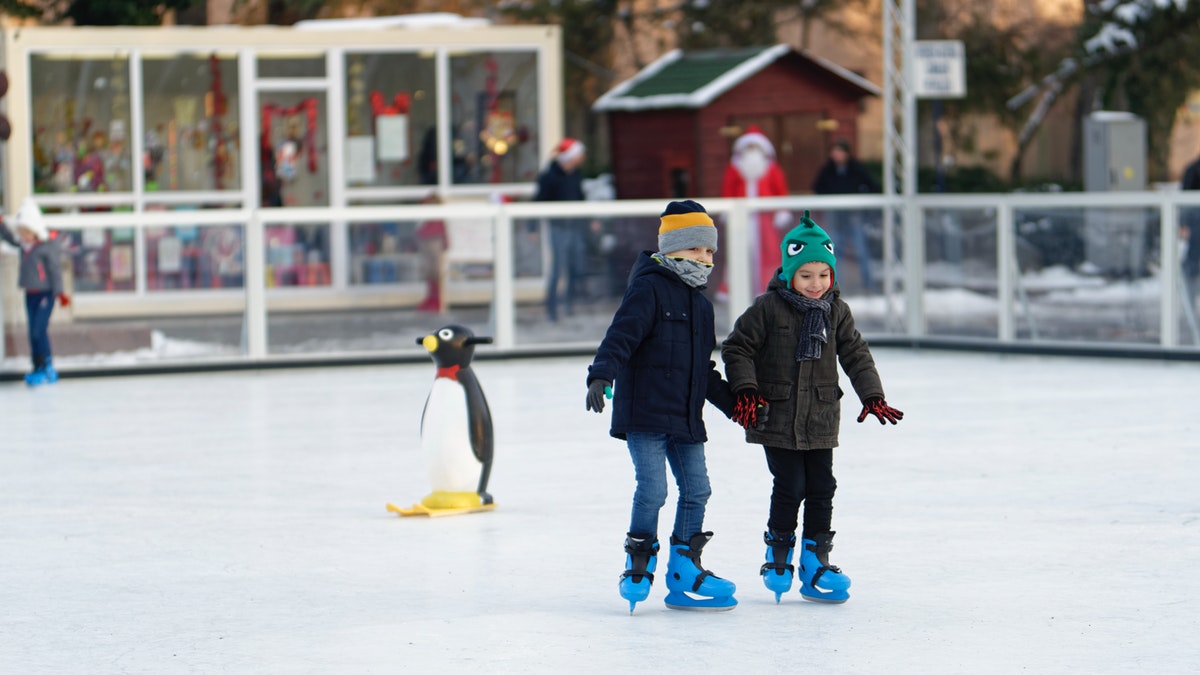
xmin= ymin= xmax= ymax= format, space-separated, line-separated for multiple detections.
xmin=420 ymin=491 xmax=483 ymax=510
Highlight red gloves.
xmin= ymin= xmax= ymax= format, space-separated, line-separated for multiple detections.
xmin=857 ymin=397 xmax=903 ymax=425
xmin=57 ymin=293 xmax=71 ymax=307
xmin=733 ymin=390 xmax=770 ymax=430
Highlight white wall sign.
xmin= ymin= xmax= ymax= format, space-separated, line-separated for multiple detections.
xmin=913 ymin=40 xmax=966 ymax=99
xmin=376 ymin=115 xmax=409 ymax=162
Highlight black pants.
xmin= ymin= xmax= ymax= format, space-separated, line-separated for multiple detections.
xmin=764 ymin=446 xmax=836 ymax=538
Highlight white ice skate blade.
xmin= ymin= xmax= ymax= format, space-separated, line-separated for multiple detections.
xmin=800 ymin=589 xmax=849 ymax=604
xmin=664 ymin=591 xmax=737 ymax=612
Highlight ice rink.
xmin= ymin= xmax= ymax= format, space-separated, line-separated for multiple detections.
xmin=2 ymin=347 xmax=1198 ymax=673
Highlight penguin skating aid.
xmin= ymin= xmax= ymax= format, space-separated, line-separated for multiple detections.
xmin=387 ymin=325 xmax=497 ymax=518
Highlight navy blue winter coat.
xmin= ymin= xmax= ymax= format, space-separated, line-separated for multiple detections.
xmin=587 ymin=251 xmax=735 ymax=442
xmin=534 ymin=160 xmax=585 ymax=230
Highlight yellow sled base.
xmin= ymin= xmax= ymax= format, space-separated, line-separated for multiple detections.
xmin=387 ymin=491 xmax=496 ymax=518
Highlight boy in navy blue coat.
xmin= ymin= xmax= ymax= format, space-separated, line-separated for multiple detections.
xmin=585 ymin=200 xmax=741 ymax=613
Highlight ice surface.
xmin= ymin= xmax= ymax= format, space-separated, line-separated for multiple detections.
xmin=2 ymin=349 xmax=1198 ymax=672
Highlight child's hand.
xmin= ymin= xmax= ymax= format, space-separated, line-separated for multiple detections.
xmin=733 ymin=390 xmax=769 ymax=430
xmin=857 ymin=397 xmax=903 ymax=425
xmin=586 ymin=379 xmax=612 ymax=413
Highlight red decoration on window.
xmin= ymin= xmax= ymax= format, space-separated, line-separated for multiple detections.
xmin=261 ymin=98 xmax=319 ymax=174
xmin=369 ymin=91 xmax=411 ymax=117
xmin=209 ymin=54 xmax=229 ymax=189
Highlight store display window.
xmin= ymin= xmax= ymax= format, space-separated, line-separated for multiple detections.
xmin=265 ymin=224 xmax=331 ymax=287
xmin=57 ymin=226 xmax=138 ymax=293
xmin=348 ymin=219 xmax=423 ymax=286
xmin=141 ymin=53 xmax=241 ymax=192
xmin=30 ymin=53 xmax=134 ymax=196
xmin=449 ymin=51 xmax=540 ymax=185
xmin=343 ymin=52 xmax=438 ymax=188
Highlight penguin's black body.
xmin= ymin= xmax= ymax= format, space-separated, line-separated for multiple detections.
xmin=415 ymin=325 xmax=494 ymax=506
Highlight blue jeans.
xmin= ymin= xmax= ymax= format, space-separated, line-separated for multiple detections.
xmin=25 ymin=291 xmax=55 ymax=369
xmin=546 ymin=223 xmax=584 ymax=320
xmin=626 ymin=432 xmax=712 ymax=541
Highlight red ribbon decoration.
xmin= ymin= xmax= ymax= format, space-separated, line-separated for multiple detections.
xmin=209 ymin=54 xmax=228 ymax=189
xmin=261 ymin=98 xmax=319 ymax=173
xmin=369 ymin=91 xmax=411 ymax=117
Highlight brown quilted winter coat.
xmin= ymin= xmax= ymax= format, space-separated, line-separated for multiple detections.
xmin=721 ymin=277 xmax=883 ymax=450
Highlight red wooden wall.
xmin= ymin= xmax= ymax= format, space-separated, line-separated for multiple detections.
xmin=605 ymin=53 xmax=870 ymax=201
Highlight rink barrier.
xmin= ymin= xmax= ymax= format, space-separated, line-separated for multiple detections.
xmin=3 ymin=191 xmax=1200 ymax=378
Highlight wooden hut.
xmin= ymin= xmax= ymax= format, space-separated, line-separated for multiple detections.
xmin=593 ymin=45 xmax=879 ymax=199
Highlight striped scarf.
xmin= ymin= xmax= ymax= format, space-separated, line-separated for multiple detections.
xmin=776 ymin=288 xmax=831 ymax=361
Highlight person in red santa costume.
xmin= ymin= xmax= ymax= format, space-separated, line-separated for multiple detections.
xmin=720 ymin=125 xmax=792 ymax=294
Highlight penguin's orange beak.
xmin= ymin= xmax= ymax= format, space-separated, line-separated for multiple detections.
xmin=421 ymin=335 xmax=438 ymax=352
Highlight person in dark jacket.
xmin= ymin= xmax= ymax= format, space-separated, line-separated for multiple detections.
xmin=0 ymin=198 xmax=69 ymax=386
xmin=723 ymin=210 xmax=902 ymax=605
xmin=1181 ymin=152 xmax=1200 ymax=296
xmin=535 ymin=138 xmax=587 ymax=321
xmin=812 ymin=139 xmax=880 ymax=292
xmin=585 ymin=200 xmax=741 ymax=613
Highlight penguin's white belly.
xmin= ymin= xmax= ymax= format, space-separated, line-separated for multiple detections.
xmin=421 ymin=379 xmax=482 ymax=493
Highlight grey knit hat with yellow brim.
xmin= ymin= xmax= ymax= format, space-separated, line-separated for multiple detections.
xmin=658 ymin=199 xmax=717 ymax=254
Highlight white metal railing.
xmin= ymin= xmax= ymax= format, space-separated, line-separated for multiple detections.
xmin=4 ymin=190 xmax=1200 ymax=371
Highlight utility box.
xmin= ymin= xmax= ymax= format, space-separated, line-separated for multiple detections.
xmin=1082 ymin=111 xmax=1149 ymax=276
xmin=1084 ymin=111 xmax=1146 ymax=191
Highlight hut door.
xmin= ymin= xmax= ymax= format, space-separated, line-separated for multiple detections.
xmin=780 ymin=113 xmax=827 ymax=194
xmin=729 ymin=113 xmax=825 ymax=194
xmin=662 ymin=152 xmax=693 ymax=198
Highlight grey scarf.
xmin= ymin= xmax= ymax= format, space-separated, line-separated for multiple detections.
xmin=653 ymin=253 xmax=713 ymax=288
xmin=776 ymin=287 xmax=831 ymax=361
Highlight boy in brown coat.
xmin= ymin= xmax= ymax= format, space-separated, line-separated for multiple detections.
xmin=722 ymin=210 xmax=902 ymax=604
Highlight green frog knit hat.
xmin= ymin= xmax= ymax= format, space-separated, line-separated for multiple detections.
xmin=779 ymin=209 xmax=836 ymax=288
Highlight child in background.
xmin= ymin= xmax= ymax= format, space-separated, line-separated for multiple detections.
xmin=722 ymin=210 xmax=902 ymax=604
xmin=585 ymin=199 xmax=741 ymax=613
xmin=0 ymin=198 xmax=69 ymax=386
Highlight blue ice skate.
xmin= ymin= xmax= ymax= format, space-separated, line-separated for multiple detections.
xmin=760 ymin=530 xmax=796 ymax=603
xmin=42 ymin=359 xmax=58 ymax=384
xmin=24 ymin=368 xmax=47 ymax=387
xmin=663 ymin=532 xmax=737 ymax=611
xmin=798 ymin=531 xmax=851 ymax=603
xmin=619 ymin=535 xmax=658 ymax=613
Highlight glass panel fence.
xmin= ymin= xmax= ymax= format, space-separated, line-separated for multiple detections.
xmin=512 ymin=214 xmax=659 ymax=346
xmin=9 ymin=198 xmax=1200 ymax=377
xmin=1180 ymin=205 xmax=1200 ymax=347
xmin=809 ymin=206 xmax=900 ymax=335
xmin=924 ymin=207 xmax=998 ymax=338
xmin=1013 ymin=206 xmax=1160 ymax=344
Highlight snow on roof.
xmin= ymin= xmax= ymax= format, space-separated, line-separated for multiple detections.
xmin=593 ymin=44 xmax=878 ymax=112
xmin=294 ymin=13 xmax=491 ymax=31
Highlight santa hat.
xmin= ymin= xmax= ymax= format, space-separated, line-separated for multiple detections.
xmin=556 ymin=137 xmax=585 ymax=164
xmin=732 ymin=124 xmax=776 ymax=159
